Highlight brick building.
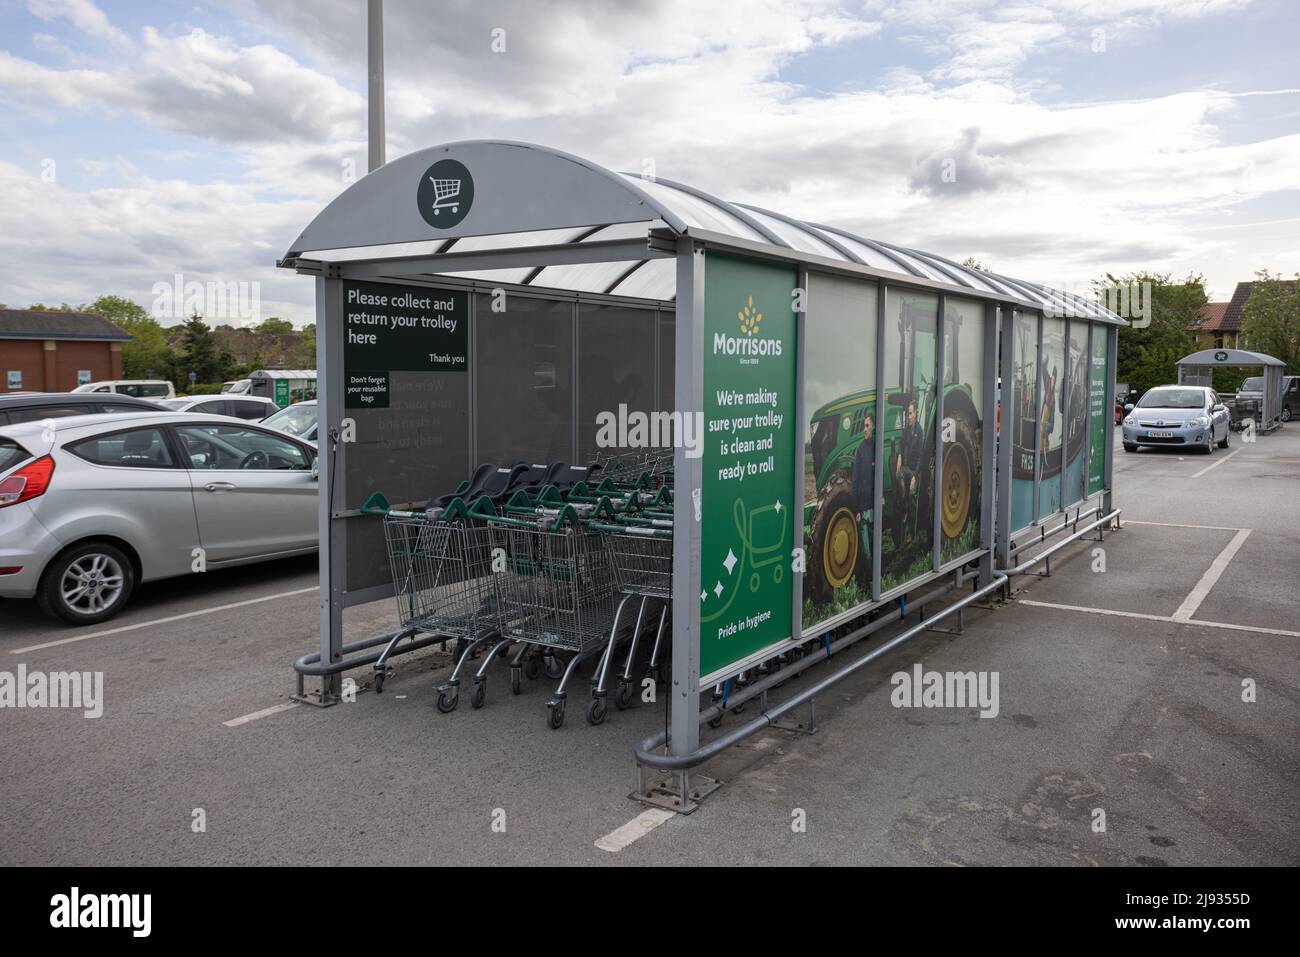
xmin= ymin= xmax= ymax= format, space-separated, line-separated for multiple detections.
xmin=0 ymin=309 xmax=131 ymax=392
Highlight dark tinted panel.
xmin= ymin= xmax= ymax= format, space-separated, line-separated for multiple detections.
xmin=577 ymin=303 xmax=655 ymax=462
xmin=6 ymin=406 xmax=87 ymax=424
xmin=0 ymin=437 xmax=30 ymax=472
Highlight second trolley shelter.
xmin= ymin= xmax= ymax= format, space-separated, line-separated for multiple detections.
xmin=279 ymin=140 xmax=1122 ymax=754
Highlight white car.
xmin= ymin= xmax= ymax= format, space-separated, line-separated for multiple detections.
xmin=0 ymin=412 xmax=318 ymax=624
xmin=156 ymin=394 xmax=281 ymax=421
xmin=72 ymin=379 xmax=175 ymax=400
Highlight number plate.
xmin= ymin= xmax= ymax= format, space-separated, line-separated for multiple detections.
xmin=1144 ymin=431 xmax=1175 ymax=438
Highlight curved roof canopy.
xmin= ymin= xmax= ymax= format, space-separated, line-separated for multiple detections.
xmin=1176 ymin=348 xmax=1285 ymax=367
xmin=282 ymin=140 xmax=1122 ymax=322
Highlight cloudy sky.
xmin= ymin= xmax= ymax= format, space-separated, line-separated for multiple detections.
xmin=0 ymin=0 xmax=1296 ymax=325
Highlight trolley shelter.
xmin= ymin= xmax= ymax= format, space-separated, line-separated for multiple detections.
xmin=279 ymin=141 xmax=1123 ymax=772
xmin=1177 ymin=348 xmax=1287 ymax=431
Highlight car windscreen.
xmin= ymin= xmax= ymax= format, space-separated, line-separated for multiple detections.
xmin=262 ymin=404 xmax=317 ymax=437
xmin=0 ymin=437 xmax=32 ymax=473
xmin=1239 ymin=376 xmax=1264 ymax=392
xmin=1136 ymin=388 xmax=1205 ymax=410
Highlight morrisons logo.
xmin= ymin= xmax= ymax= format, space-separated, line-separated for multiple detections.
xmin=714 ymin=293 xmax=782 ymax=358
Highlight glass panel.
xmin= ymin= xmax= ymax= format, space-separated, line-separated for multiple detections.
xmin=1063 ymin=321 xmax=1089 ymax=508
xmin=451 ymin=226 xmax=591 ymax=251
xmin=576 ymin=303 xmax=656 ymax=463
xmin=70 ymin=428 xmax=175 ymax=469
xmin=609 ymin=256 xmax=675 ymax=301
xmin=531 ymin=259 xmax=642 ymax=295
xmin=1038 ymin=316 xmax=1067 ymax=519
xmin=1088 ymin=327 xmax=1108 ymax=496
xmin=626 ymin=178 xmax=767 ymax=242
xmin=802 ymin=274 xmax=878 ymax=628
xmin=1010 ymin=311 xmax=1039 ymax=532
xmin=939 ymin=296 xmax=984 ymax=564
xmin=475 ymin=295 xmax=573 ymax=464
xmin=741 ymin=208 xmax=845 ymax=259
xmin=176 ymin=425 xmax=308 ymax=470
xmin=881 ymin=289 xmax=938 ymax=592
xmin=813 ymin=230 xmax=914 ymax=273
xmin=658 ymin=310 xmax=675 ymax=413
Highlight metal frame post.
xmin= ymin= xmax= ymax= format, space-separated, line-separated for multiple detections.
xmin=873 ymin=283 xmax=887 ymax=601
xmin=670 ymin=240 xmax=704 ymax=757
xmin=316 ymin=272 xmax=345 ymax=703
xmin=978 ymin=301 xmax=999 ymax=586
xmin=932 ymin=294 xmax=945 ymax=571
xmin=366 ymin=0 xmax=385 ymax=173
xmin=792 ymin=265 xmax=808 ymax=645
xmin=1032 ymin=312 xmax=1044 ymax=523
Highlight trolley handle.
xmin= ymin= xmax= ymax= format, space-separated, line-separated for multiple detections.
xmin=588 ymin=521 xmax=673 ymax=538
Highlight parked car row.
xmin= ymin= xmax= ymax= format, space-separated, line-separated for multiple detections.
xmin=0 ymin=390 xmax=320 ymax=625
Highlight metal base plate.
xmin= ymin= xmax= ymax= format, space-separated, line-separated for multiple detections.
xmin=631 ymin=773 xmax=722 ymax=815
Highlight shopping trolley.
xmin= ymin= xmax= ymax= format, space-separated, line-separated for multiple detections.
xmin=480 ymin=504 xmax=624 ymax=729
xmin=589 ymin=520 xmax=673 ymax=713
xmin=428 ymin=176 xmax=461 ymax=215
xmin=382 ymin=502 xmax=506 ymax=710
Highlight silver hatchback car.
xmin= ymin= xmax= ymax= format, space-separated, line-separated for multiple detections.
xmin=0 ymin=412 xmax=318 ymax=625
xmin=1121 ymin=385 xmax=1231 ymax=454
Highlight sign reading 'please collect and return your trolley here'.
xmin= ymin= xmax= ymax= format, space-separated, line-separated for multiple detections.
xmin=341 ymin=280 xmax=468 ymax=408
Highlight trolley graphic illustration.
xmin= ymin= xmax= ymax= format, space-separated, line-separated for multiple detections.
xmin=428 ymin=176 xmax=461 ymax=216
xmin=700 ymin=496 xmax=787 ymax=624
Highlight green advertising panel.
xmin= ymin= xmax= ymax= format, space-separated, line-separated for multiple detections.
xmin=1088 ymin=326 xmax=1108 ymax=495
xmin=700 ymin=253 xmax=797 ymax=682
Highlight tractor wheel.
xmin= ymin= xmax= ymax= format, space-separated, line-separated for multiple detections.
xmin=941 ymin=408 xmax=979 ymax=541
xmin=808 ymin=476 xmax=860 ymax=605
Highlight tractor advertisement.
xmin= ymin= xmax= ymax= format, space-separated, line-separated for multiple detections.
xmin=803 ymin=288 xmax=984 ymax=628
xmin=1009 ymin=313 xmax=1089 ymax=529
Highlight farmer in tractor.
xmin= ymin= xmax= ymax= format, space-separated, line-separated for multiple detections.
xmin=895 ymin=398 xmax=924 ymax=546
xmin=851 ymin=411 xmax=875 ymax=582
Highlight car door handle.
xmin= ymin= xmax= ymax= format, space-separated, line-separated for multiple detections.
xmin=205 ymin=482 xmax=236 ymax=492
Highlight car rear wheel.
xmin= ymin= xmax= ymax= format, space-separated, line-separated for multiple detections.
xmin=1217 ymin=425 xmax=1229 ymax=449
xmin=36 ymin=541 xmax=136 ymax=625
xmin=1281 ymin=406 xmax=1292 ymax=423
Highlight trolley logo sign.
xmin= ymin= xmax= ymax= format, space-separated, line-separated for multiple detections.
xmin=417 ymin=159 xmax=474 ymax=229
xmin=713 ymin=293 xmax=784 ymax=364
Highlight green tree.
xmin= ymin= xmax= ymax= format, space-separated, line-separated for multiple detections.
xmin=255 ymin=316 xmax=294 ymax=335
xmin=1241 ymin=269 xmax=1300 ymax=374
xmin=88 ymin=295 xmax=173 ymax=379
xmin=1100 ymin=271 xmax=1203 ymax=397
xmin=960 ymin=256 xmax=988 ymax=271
xmin=179 ymin=314 xmax=220 ymax=386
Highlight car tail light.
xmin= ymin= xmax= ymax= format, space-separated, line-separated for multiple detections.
xmin=0 ymin=455 xmax=55 ymax=508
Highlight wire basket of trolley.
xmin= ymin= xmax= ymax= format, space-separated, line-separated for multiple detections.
xmin=381 ymin=497 xmax=502 ymax=706
xmin=471 ymin=501 xmax=622 ymax=729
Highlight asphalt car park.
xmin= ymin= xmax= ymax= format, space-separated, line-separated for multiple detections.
xmin=0 ymin=426 xmax=1296 ymax=866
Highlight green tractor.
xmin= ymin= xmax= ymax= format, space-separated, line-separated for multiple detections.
xmin=804 ymin=301 xmax=981 ymax=603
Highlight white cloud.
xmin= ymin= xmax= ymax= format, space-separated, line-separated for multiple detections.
xmin=27 ymin=0 xmax=131 ymax=49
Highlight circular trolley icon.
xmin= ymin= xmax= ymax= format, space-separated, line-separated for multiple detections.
xmin=1214 ymin=350 xmax=1229 ymax=361
xmin=417 ymin=158 xmax=474 ymax=228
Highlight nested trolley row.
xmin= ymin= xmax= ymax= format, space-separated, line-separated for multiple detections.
xmin=380 ymin=451 xmax=674 ymax=728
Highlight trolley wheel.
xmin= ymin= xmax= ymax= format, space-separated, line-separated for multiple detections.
xmin=543 ymin=654 xmax=564 ymax=679
xmin=707 ymin=712 xmax=724 ymax=730
xmin=470 ymin=679 xmax=486 ymax=710
xmin=525 ymin=655 xmax=542 ymax=681
xmin=586 ymin=696 xmax=608 ymax=726
xmin=510 ymin=667 xmax=523 ymax=696
xmin=436 ymin=688 xmax=459 ymax=713
xmin=373 ymin=670 xmax=386 ymax=694
xmin=547 ymin=699 xmax=566 ymax=730
xmin=614 ymin=679 xmax=633 ymax=711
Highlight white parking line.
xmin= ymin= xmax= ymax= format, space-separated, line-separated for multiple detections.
xmin=1123 ymin=520 xmax=1243 ymax=531
xmin=1191 ymin=448 xmax=1242 ymax=478
xmin=1020 ymin=599 xmax=1300 ymax=637
xmin=9 ymin=585 xmax=319 ymax=655
xmin=595 ymin=808 xmax=676 ymax=852
xmin=1172 ymin=528 xmax=1251 ymax=622
xmin=223 ymin=702 xmax=301 ymax=728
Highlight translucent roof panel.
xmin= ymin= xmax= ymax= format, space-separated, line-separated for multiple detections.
xmin=622 ymin=176 xmax=768 ymax=243
xmin=431 ymin=266 xmax=537 ymax=285
xmin=579 ymin=219 xmax=666 ymax=243
xmin=808 ymin=229 xmax=915 ymax=274
xmin=740 ymin=207 xmax=844 ymax=258
xmin=530 ymin=259 xmax=645 ymax=295
xmin=609 ymin=256 xmax=675 ymax=301
xmin=451 ymin=226 xmax=594 ymax=252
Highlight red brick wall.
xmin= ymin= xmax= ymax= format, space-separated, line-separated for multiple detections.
xmin=1 ymin=339 xmax=120 ymax=391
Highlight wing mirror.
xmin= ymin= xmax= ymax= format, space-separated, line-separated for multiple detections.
xmin=1124 ymin=403 xmax=1135 ymax=413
